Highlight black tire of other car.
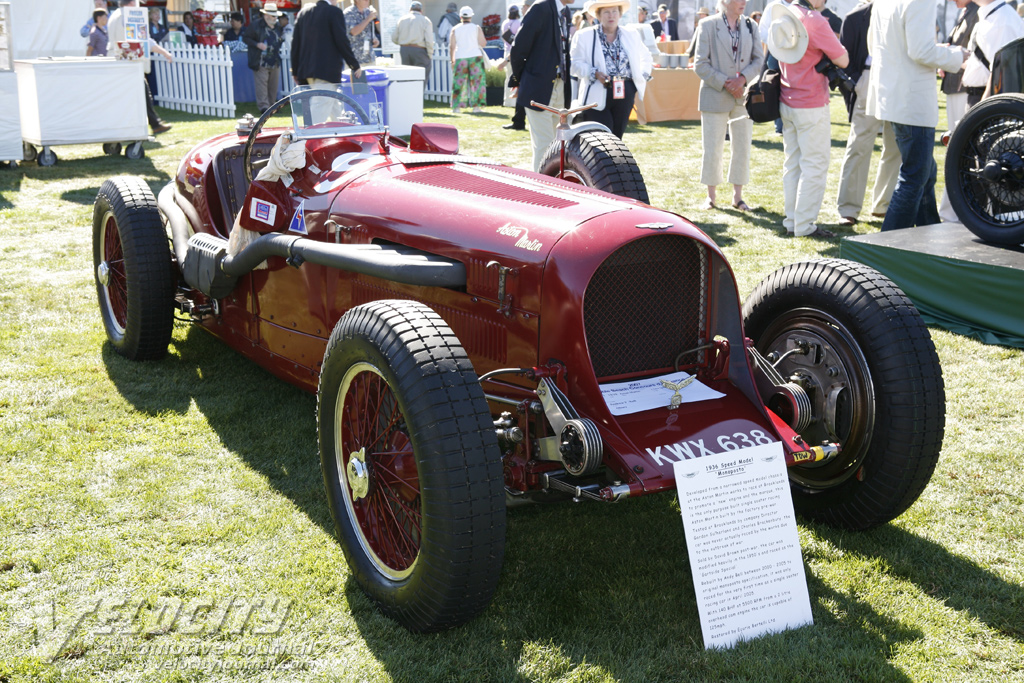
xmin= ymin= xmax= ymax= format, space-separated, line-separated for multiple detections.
xmin=945 ymin=93 xmax=1024 ymax=246
xmin=92 ymin=176 xmax=175 ymax=361
xmin=103 ymin=142 xmax=122 ymax=156
xmin=317 ymin=300 xmax=506 ymax=632
xmin=539 ymin=130 xmax=650 ymax=204
xmin=743 ymin=259 xmax=945 ymax=530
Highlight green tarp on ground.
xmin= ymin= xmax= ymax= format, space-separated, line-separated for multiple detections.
xmin=840 ymin=223 xmax=1024 ymax=349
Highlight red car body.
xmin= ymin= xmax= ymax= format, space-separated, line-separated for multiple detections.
xmin=172 ymin=124 xmax=802 ymax=499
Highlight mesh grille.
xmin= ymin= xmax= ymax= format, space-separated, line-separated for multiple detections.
xmin=584 ymin=235 xmax=708 ymax=379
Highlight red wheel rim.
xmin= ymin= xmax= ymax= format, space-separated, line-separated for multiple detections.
xmin=336 ymin=363 xmax=421 ymax=579
xmin=101 ymin=213 xmax=128 ymax=333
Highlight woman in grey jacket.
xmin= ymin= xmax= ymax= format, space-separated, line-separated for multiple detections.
xmin=693 ymin=0 xmax=763 ymax=210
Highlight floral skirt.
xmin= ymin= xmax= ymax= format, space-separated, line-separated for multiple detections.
xmin=452 ymin=56 xmax=486 ymax=109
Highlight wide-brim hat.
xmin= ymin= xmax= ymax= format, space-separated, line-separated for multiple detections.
xmin=765 ymin=2 xmax=808 ymax=64
xmin=261 ymin=2 xmax=283 ymax=16
xmin=585 ymin=0 xmax=631 ymax=19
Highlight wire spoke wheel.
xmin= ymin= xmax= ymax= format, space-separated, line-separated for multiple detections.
xmin=318 ymin=301 xmax=505 ymax=632
xmin=92 ymin=177 xmax=175 ymax=360
xmin=946 ymin=93 xmax=1024 ymax=245
xmin=99 ymin=212 xmax=129 ymax=336
xmin=336 ymin=363 xmax=421 ymax=580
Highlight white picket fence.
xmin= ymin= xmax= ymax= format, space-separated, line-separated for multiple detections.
xmin=153 ymin=45 xmax=235 ymax=118
xmin=151 ymin=44 xmax=451 ymax=117
xmin=425 ymin=46 xmax=453 ymax=104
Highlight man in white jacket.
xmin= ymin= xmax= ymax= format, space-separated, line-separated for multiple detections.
xmin=866 ymin=0 xmax=965 ymax=231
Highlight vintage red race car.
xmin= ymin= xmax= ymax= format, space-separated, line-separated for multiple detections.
xmin=92 ymin=86 xmax=945 ymax=633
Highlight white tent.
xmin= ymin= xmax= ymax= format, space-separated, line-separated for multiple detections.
xmin=9 ymin=0 xmax=93 ymax=60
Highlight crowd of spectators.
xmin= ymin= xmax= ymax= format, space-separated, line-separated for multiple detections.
xmin=80 ymin=0 xmax=1024 ymax=238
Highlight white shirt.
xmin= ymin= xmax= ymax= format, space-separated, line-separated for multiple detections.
xmin=962 ymin=1 xmax=1024 ymax=88
xmin=866 ymin=0 xmax=963 ymax=128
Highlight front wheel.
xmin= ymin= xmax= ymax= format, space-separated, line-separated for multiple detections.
xmin=92 ymin=176 xmax=175 ymax=360
xmin=539 ymin=130 xmax=649 ymax=203
xmin=743 ymin=259 xmax=945 ymax=530
xmin=945 ymin=93 xmax=1024 ymax=245
xmin=318 ymin=301 xmax=505 ymax=632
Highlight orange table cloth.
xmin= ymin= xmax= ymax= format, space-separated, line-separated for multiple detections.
xmin=633 ymin=68 xmax=701 ymax=124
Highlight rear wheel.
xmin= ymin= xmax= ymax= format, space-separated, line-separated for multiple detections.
xmin=92 ymin=176 xmax=175 ymax=360
xmin=539 ymin=130 xmax=649 ymax=203
xmin=318 ymin=301 xmax=505 ymax=632
xmin=945 ymin=93 xmax=1024 ymax=245
xmin=743 ymin=259 xmax=945 ymax=530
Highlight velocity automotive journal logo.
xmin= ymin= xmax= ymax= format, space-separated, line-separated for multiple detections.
xmin=14 ymin=595 xmax=312 ymax=669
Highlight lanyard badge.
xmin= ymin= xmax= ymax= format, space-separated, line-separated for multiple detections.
xmin=612 ymin=77 xmax=625 ymax=99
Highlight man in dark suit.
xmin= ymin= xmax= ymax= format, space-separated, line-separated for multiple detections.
xmin=509 ymin=0 xmax=575 ymax=171
xmin=291 ymin=0 xmax=363 ymax=86
xmin=651 ymin=4 xmax=678 ymax=41
xmin=835 ymin=1 xmax=900 ymax=225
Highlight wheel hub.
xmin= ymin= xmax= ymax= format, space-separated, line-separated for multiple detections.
xmin=97 ymin=261 xmax=111 ymax=287
xmin=347 ymin=447 xmax=369 ymax=501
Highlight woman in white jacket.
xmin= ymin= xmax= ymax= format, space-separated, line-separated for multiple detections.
xmin=570 ymin=0 xmax=653 ymax=138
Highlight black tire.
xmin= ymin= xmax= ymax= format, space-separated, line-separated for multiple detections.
xmin=945 ymin=93 xmax=1024 ymax=245
xmin=92 ymin=176 xmax=175 ymax=360
xmin=103 ymin=142 xmax=122 ymax=156
xmin=38 ymin=148 xmax=57 ymax=167
xmin=539 ymin=130 xmax=649 ymax=203
xmin=743 ymin=259 xmax=945 ymax=530
xmin=317 ymin=300 xmax=505 ymax=632
xmin=22 ymin=143 xmax=37 ymax=163
xmin=124 ymin=142 xmax=145 ymax=160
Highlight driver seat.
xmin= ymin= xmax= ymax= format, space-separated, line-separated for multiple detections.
xmin=211 ymin=141 xmax=275 ymax=233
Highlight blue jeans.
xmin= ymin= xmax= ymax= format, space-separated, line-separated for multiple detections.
xmin=882 ymin=123 xmax=940 ymax=231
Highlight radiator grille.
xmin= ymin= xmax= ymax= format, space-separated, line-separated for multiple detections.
xmin=584 ymin=235 xmax=708 ymax=379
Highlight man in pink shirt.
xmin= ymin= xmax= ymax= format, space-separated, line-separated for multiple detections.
xmin=766 ymin=0 xmax=848 ymax=237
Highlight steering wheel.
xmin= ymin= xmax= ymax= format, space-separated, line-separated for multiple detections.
xmin=243 ymin=88 xmax=372 ymax=184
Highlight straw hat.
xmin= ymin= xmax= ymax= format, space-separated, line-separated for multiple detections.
xmin=765 ymin=2 xmax=808 ymax=64
xmin=261 ymin=2 xmax=283 ymax=16
xmin=585 ymin=0 xmax=631 ymax=19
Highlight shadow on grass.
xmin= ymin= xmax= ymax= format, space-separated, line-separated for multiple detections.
xmin=811 ymin=523 xmax=1024 ymax=642
xmin=347 ymin=494 xmax=925 ymax=681
xmin=99 ymin=322 xmax=1004 ymax=680
xmin=0 ymin=165 xmax=22 ymax=210
xmin=102 ymin=323 xmax=333 ymax=534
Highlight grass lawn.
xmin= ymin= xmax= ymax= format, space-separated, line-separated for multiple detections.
xmin=0 ymin=93 xmax=1022 ymax=682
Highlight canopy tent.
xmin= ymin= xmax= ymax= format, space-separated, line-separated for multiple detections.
xmin=8 ymin=0 xmax=95 ymax=60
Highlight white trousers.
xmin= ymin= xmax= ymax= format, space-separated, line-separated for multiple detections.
xmin=780 ymin=102 xmax=831 ymax=236
xmin=836 ymin=71 xmax=900 ymax=219
xmin=525 ymin=78 xmax=565 ymax=172
xmin=699 ymin=102 xmax=753 ymax=188
xmin=939 ymin=92 xmax=969 ymax=222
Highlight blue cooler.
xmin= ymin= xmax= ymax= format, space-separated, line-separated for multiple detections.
xmin=341 ymin=68 xmax=389 ymax=127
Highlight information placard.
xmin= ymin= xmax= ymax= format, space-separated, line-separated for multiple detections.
xmin=674 ymin=442 xmax=813 ymax=649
